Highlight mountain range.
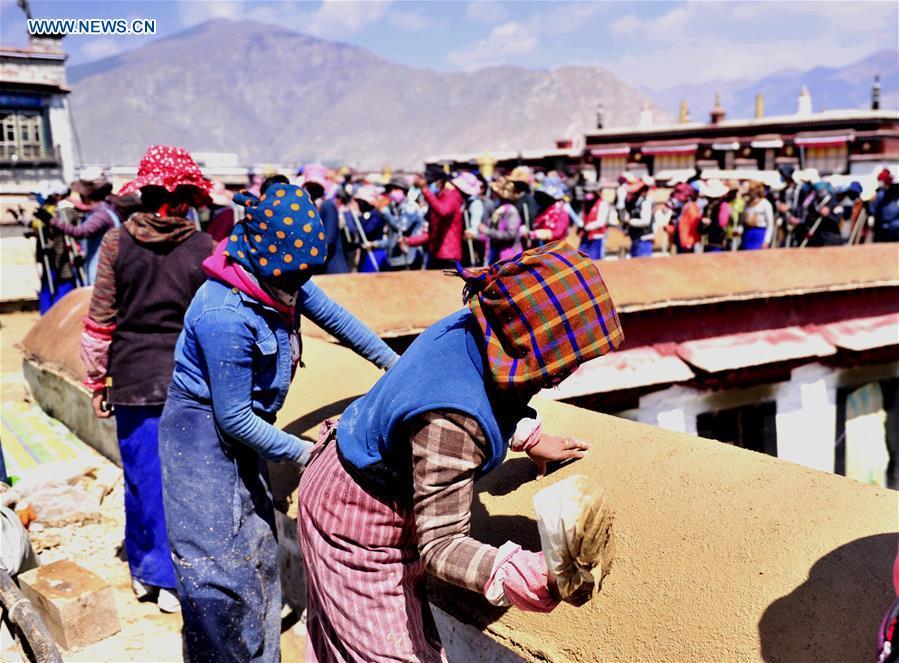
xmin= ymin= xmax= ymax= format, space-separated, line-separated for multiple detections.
xmin=645 ymin=50 xmax=898 ymax=122
xmin=67 ymin=19 xmax=898 ymax=170
xmin=68 ymin=18 xmax=668 ymax=170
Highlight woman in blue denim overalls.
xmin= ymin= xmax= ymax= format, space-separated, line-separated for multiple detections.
xmin=159 ymin=182 xmax=398 ymax=662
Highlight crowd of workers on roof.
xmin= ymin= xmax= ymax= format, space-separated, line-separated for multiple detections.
xmin=21 ymin=159 xmax=899 ymax=315
xmin=11 ymin=146 xmax=899 ymax=662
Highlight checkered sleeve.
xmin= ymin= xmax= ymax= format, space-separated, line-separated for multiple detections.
xmin=410 ymin=411 xmax=498 ymax=593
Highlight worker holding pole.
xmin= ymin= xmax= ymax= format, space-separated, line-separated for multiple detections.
xmin=21 ymin=181 xmax=78 ymax=314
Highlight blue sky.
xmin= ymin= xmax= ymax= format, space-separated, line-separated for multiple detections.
xmin=1 ymin=1 xmax=897 ymax=88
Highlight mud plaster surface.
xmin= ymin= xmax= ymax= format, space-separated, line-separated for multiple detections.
xmin=19 ymin=287 xmax=91 ymax=382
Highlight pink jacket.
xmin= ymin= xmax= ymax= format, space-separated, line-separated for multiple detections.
xmin=533 ymin=201 xmax=570 ymax=242
xmin=407 ymin=185 xmax=464 ymax=261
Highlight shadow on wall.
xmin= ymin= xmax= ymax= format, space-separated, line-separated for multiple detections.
xmin=758 ymin=533 xmax=897 ymax=662
xmin=269 ymin=395 xmax=364 ymax=501
xmin=280 ymin=395 xmax=362 ymax=440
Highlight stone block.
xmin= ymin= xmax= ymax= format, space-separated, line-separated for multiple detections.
xmin=17 ymin=560 xmax=120 ymax=651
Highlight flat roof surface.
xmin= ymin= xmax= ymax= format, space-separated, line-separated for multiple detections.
xmin=309 ymin=244 xmax=899 ymax=339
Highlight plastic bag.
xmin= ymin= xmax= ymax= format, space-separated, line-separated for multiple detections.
xmin=0 ymin=506 xmax=39 ymax=577
xmin=533 ymin=474 xmax=615 ymax=601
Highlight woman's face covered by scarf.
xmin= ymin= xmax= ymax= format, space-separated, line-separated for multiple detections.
xmin=458 ymin=241 xmax=624 ymax=399
xmin=225 ymin=183 xmax=328 ymax=288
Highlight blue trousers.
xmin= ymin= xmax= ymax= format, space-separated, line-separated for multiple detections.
xmin=630 ymin=238 xmax=653 ymax=258
xmin=38 ymin=275 xmax=75 ymax=315
xmin=115 ymin=405 xmax=177 ymax=589
xmin=159 ymin=391 xmax=280 ymax=663
xmin=580 ymin=237 xmax=605 ymax=260
xmin=357 ymin=248 xmax=387 ymax=273
xmin=741 ymin=227 xmax=767 ymax=250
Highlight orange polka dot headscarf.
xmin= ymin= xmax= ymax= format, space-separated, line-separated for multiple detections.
xmin=226 ymin=184 xmax=327 ymax=279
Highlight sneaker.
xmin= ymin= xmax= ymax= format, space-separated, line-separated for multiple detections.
xmin=131 ymin=578 xmax=153 ymax=600
xmin=157 ymin=588 xmax=181 ymax=613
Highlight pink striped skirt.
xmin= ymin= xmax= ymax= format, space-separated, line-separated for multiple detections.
xmin=297 ymin=422 xmax=445 ymax=662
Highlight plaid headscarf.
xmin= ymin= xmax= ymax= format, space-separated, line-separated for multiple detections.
xmin=226 ymin=183 xmax=327 ymax=279
xmin=456 ymin=241 xmax=623 ymax=394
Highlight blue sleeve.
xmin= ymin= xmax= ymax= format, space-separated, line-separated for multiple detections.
xmin=381 ymin=207 xmax=400 ymax=230
xmin=320 ymin=201 xmax=341 ymax=263
xmin=299 ymin=281 xmax=399 ymax=369
xmin=195 ymin=309 xmax=311 ymax=463
xmin=871 ymin=191 xmax=884 ymax=217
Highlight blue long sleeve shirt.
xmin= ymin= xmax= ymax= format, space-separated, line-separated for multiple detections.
xmin=169 ymin=278 xmax=398 ymax=463
xmin=319 ymin=199 xmax=349 ymax=274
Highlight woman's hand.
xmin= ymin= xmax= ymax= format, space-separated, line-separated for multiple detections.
xmin=91 ymin=391 xmax=112 ymax=419
xmin=526 ymin=433 xmax=591 ymax=479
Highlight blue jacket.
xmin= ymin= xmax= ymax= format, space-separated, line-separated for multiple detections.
xmin=382 ymin=200 xmax=426 ymax=268
xmin=872 ymin=186 xmax=899 ymax=240
xmin=169 ymin=278 xmax=398 ymax=462
xmin=320 ymin=199 xmax=349 ymax=275
xmin=337 ymin=309 xmax=526 ymax=494
xmin=360 ymin=209 xmax=387 ymax=244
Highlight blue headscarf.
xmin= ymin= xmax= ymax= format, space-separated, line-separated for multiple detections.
xmin=225 ymin=183 xmax=327 ymax=279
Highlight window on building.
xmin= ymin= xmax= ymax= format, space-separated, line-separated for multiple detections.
xmin=804 ymin=145 xmax=848 ymax=175
xmin=696 ymin=402 xmax=777 ymax=456
xmin=652 ymin=153 xmax=696 ymax=174
xmin=835 ymin=379 xmax=897 ymax=488
xmin=0 ymin=111 xmax=46 ymax=159
xmin=600 ymin=157 xmax=626 ymax=182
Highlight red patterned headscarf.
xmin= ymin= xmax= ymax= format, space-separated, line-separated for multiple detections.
xmin=120 ymin=145 xmax=212 ymax=196
xmin=456 ymin=241 xmax=624 ymax=394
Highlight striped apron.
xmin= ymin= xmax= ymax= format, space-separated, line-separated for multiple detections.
xmin=297 ymin=421 xmax=445 ymax=662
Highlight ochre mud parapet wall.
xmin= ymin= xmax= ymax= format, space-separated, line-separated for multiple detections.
xmin=428 ymin=398 xmax=897 ymax=661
